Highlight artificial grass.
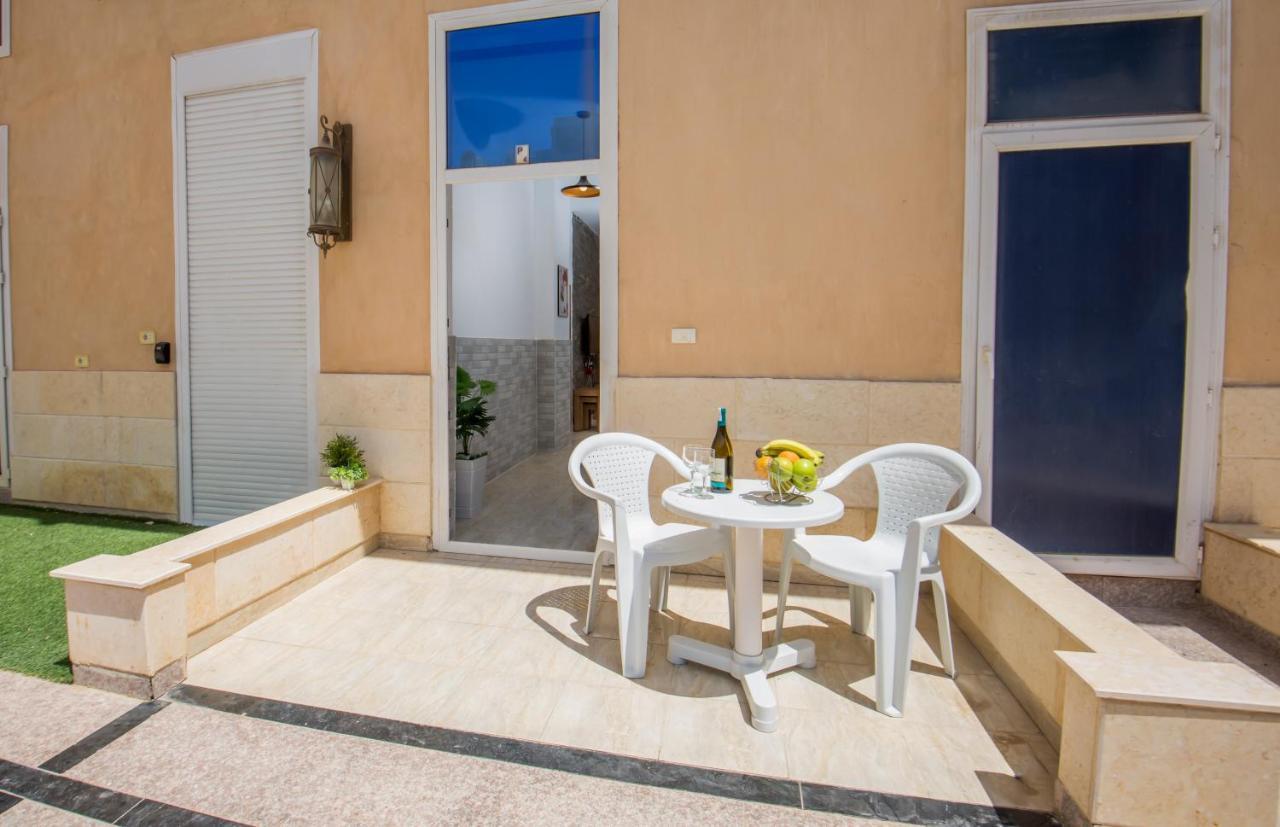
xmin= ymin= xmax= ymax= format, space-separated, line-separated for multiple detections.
xmin=0 ymin=504 xmax=197 ymax=683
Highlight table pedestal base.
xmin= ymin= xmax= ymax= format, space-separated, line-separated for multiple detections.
xmin=666 ymin=635 xmax=816 ymax=732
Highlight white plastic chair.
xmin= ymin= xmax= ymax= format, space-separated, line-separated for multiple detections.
xmin=568 ymin=432 xmax=734 ymax=679
xmin=774 ymin=443 xmax=981 ymax=717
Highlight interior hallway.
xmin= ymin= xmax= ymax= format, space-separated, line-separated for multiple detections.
xmin=453 ymin=432 xmax=598 ymax=551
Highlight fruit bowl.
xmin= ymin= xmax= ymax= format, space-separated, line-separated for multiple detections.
xmin=753 ymin=440 xmax=825 ymax=503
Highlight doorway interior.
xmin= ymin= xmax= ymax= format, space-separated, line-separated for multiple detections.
xmin=429 ymin=0 xmax=618 ymax=563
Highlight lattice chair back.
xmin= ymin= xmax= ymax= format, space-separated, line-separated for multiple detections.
xmin=582 ymin=445 xmax=654 ymax=541
xmin=570 ymin=433 xmax=687 ymax=544
xmin=871 ymin=450 xmax=970 ymax=566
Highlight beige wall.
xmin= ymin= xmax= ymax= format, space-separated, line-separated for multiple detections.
xmin=2 ymin=0 xmax=1274 ymax=382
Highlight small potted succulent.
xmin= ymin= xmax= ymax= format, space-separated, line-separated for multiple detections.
xmin=455 ymin=366 xmax=496 ymax=518
xmin=322 ymin=433 xmax=368 ymax=491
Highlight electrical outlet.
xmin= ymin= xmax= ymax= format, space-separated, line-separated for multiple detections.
xmin=139 ymin=330 xmax=156 ymax=345
xmin=74 ymin=355 xmax=90 ymax=368
xmin=671 ymin=328 xmax=697 ymax=344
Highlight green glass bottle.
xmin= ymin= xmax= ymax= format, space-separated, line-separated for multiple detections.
xmin=710 ymin=407 xmax=734 ymax=492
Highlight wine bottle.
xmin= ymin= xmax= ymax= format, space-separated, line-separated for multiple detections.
xmin=710 ymin=407 xmax=734 ymax=492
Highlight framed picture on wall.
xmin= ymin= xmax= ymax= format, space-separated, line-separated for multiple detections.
xmin=557 ymin=265 xmax=570 ymax=317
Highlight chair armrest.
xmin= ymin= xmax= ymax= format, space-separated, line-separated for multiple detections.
xmin=567 ymin=457 xmax=633 ymax=553
xmin=818 ymin=450 xmax=876 ymax=491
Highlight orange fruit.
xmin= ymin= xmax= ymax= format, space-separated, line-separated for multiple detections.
xmin=777 ymin=450 xmax=800 ymax=463
xmin=754 ymin=455 xmax=773 ymax=478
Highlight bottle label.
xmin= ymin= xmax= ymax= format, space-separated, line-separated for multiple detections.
xmin=711 ymin=458 xmax=728 ymax=490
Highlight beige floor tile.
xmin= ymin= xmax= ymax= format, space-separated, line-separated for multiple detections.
xmin=430 ymin=671 xmax=566 ymax=740
xmin=657 ymin=695 xmax=790 ymax=778
xmin=0 ymin=670 xmax=138 ymax=766
xmin=179 ymin=548 xmax=1053 ymax=813
xmin=540 ymin=682 xmax=669 ymax=758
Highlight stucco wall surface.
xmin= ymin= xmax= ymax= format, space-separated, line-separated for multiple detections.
xmin=0 ymin=0 xmax=1273 ymax=382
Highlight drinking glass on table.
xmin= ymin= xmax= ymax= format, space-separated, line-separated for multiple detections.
xmin=682 ymin=445 xmax=713 ymax=498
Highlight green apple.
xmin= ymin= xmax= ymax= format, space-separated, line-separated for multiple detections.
xmin=792 ymin=458 xmax=816 ymax=478
xmin=770 ymin=457 xmax=794 ymax=481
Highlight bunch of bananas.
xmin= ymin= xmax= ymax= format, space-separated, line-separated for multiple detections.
xmin=754 ymin=439 xmax=825 ymax=466
xmin=753 ymin=439 xmax=824 ymax=495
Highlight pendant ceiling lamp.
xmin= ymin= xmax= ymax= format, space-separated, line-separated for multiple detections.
xmin=561 ymin=110 xmax=600 ymax=198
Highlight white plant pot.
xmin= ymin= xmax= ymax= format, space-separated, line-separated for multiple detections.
xmin=339 ymin=477 xmax=355 ymax=491
xmin=455 ymin=455 xmax=488 ymax=519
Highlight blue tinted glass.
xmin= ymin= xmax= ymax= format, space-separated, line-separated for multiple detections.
xmin=988 ymin=17 xmax=1201 ymax=123
xmin=992 ymin=144 xmax=1190 ymax=556
xmin=446 ymin=14 xmax=599 ymax=169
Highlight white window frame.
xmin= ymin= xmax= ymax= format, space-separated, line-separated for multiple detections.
xmin=0 ymin=0 xmax=11 ymax=59
xmin=961 ymin=0 xmax=1231 ymax=579
xmin=0 ymin=125 xmax=12 ymax=487
xmin=428 ymin=0 xmax=618 ymax=564
xmin=170 ymin=30 xmax=320 ymax=524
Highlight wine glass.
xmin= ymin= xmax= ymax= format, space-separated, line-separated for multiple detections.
xmin=682 ymin=445 xmax=712 ymax=498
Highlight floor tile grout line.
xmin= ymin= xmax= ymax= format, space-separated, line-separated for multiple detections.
xmin=38 ymin=700 xmax=170 ymax=774
xmin=168 ymin=683 xmax=1059 ymax=827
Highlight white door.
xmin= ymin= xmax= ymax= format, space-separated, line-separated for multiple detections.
xmin=173 ymin=33 xmax=318 ymax=525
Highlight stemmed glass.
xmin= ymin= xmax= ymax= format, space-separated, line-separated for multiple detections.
xmin=682 ymin=445 xmax=712 ymax=498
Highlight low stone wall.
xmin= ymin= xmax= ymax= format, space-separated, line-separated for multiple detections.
xmin=939 ymin=522 xmax=1280 ymax=826
xmin=51 ymin=481 xmax=382 ymax=698
xmin=1202 ymin=522 xmax=1280 ymax=637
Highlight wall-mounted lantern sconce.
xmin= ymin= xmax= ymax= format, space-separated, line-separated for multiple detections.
xmin=308 ymin=116 xmax=352 ymax=256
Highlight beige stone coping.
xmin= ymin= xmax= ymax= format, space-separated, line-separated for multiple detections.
xmin=50 ymin=554 xmax=190 ymax=589
xmin=944 ymin=522 xmax=1172 ymax=660
xmin=130 ymin=479 xmax=384 ymax=565
xmin=1204 ymin=522 xmax=1280 ymax=558
xmin=1058 ymin=651 xmax=1280 ymax=715
xmin=50 ymin=480 xmax=382 ymax=589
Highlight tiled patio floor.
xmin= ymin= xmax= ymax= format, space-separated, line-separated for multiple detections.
xmin=186 ymin=550 xmax=1059 ymax=813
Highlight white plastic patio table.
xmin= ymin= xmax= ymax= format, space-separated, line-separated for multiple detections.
xmin=660 ymin=479 xmax=845 ymax=732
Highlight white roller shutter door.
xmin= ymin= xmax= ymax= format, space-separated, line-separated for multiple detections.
xmin=183 ymin=80 xmax=312 ymax=523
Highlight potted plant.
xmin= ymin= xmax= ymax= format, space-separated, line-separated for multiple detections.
xmin=321 ymin=433 xmax=368 ymax=491
xmin=455 ymin=366 xmax=496 ymax=518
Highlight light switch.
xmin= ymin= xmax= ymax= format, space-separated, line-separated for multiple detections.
xmin=139 ymin=330 xmax=156 ymax=345
xmin=671 ymin=328 xmax=697 ymax=344
xmin=74 ymin=355 xmax=90 ymax=368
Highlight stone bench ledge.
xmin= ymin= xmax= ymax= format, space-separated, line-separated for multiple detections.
xmin=50 ymin=554 xmax=190 ymax=590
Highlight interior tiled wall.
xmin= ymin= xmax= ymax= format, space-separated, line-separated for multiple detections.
xmin=8 ymin=371 xmax=178 ymax=516
xmin=615 ymin=376 xmax=961 ymax=567
xmin=1215 ymin=385 xmax=1280 ymax=527
xmin=454 ymin=338 xmax=538 ymax=479
xmin=317 ymin=373 xmax=431 ymax=549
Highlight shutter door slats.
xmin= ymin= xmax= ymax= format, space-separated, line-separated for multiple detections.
xmin=185 ymin=79 xmax=311 ymax=524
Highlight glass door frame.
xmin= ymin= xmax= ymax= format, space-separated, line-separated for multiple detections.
xmin=961 ymin=0 xmax=1232 ymax=578
xmin=427 ymin=0 xmax=618 ymax=564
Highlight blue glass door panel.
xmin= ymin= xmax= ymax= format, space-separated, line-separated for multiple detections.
xmin=446 ymin=14 xmax=600 ymax=169
xmin=988 ymin=17 xmax=1202 ymax=123
xmin=992 ymin=144 xmax=1190 ymax=556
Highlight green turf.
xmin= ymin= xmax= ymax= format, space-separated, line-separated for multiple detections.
xmin=0 ymin=504 xmax=197 ymax=682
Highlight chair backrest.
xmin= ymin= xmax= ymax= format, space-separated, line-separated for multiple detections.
xmin=568 ymin=432 xmax=683 ymax=541
xmin=867 ymin=445 xmax=980 ymax=565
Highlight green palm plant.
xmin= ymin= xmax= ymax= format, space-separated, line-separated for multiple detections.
xmin=456 ymin=366 xmax=497 ymax=459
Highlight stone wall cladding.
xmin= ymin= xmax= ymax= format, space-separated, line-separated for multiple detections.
xmin=9 ymin=371 xmax=178 ymax=517
xmin=316 ymin=373 xmax=431 ymax=546
xmin=455 ymin=337 xmax=538 ymax=480
xmin=537 ymin=339 xmax=572 ymax=450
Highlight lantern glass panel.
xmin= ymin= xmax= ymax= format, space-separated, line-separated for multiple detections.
xmin=309 ymin=148 xmax=342 ymax=232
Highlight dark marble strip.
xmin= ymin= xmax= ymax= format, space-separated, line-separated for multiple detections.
xmin=39 ymin=700 xmax=170 ymax=773
xmin=0 ymin=791 xmax=21 ymax=815
xmin=0 ymin=758 xmax=245 ymax=827
xmin=169 ymin=684 xmax=1059 ymax=825
xmin=801 ymin=781 xmax=1060 ymax=826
